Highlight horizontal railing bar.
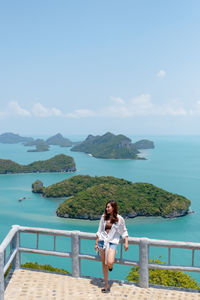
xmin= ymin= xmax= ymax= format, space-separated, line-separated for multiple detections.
xmin=149 ymin=263 xmax=200 ymax=273
xmin=3 ymin=249 xmax=17 ymax=274
xmin=79 ymin=254 xmax=101 ymax=261
xmin=19 ymin=247 xmax=72 ymax=258
xmin=79 ymin=254 xmax=139 ymax=266
xmin=18 ymin=226 xmax=200 ymax=250
xmin=148 ymin=239 xmax=200 ymax=249
xmin=19 ymin=226 xmax=72 ymax=237
xmin=0 ymin=226 xmax=19 ymax=252
xmin=115 ymin=259 xmax=139 ymax=266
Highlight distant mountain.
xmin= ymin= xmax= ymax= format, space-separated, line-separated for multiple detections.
xmin=71 ymin=132 xmax=154 ymax=159
xmin=0 ymin=132 xmax=33 ymax=144
xmin=133 ymin=139 xmax=155 ymax=149
xmin=46 ymin=133 xmax=73 ymax=147
xmin=0 ymin=154 xmax=76 ymax=174
xmin=26 ymin=139 xmax=49 ymax=152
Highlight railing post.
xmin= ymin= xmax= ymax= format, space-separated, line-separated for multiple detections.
xmin=139 ymin=238 xmax=149 ymax=288
xmin=11 ymin=225 xmax=20 ymax=270
xmin=0 ymin=251 xmax=4 ymax=300
xmin=71 ymin=231 xmax=80 ymax=277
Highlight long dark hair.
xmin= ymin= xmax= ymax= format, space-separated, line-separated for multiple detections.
xmin=104 ymin=200 xmax=118 ymax=224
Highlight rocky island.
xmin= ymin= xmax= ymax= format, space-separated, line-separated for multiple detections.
xmin=0 ymin=154 xmax=76 ymax=174
xmin=24 ymin=139 xmax=49 ymax=152
xmin=32 ymin=175 xmax=190 ymax=219
xmin=0 ymin=132 xmax=33 ymax=144
xmin=46 ymin=133 xmax=73 ymax=147
xmin=71 ymin=132 xmax=154 ymax=159
xmin=0 ymin=132 xmax=77 ymax=152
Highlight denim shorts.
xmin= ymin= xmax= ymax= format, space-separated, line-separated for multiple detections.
xmin=98 ymin=240 xmax=117 ymax=250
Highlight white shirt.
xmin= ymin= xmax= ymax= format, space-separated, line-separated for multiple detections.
xmin=96 ymin=214 xmax=128 ymax=264
xmin=96 ymin=214 xmax=128 ymax=244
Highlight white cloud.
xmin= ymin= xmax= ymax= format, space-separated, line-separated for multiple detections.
xmin=8 ymin=101 xmax=31 ymax=116
xmin=66 ymin=109 xmax=95 ymax=118
xmin=103 ymin=95 xmax=187 ymax=118
xmin=0 ymin=97 xmax=191 ymax=121
xmin=157 ymin=70 xmax=166 ymax=78
xmin=32 ymin=103 xmax=62 ymax=117
xmin=110 ymin=96 xmax=125 ymax=105
xmin=51 ymin=107 xmax=62 ymax=116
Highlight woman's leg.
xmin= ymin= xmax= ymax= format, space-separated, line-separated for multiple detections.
xmin=107 ymin=248 xmax=116 ymax=270
xmin=100 ymin=249 xmax=109 ymax=288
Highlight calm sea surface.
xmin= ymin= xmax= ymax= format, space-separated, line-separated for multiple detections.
xmin=1 ymin=135 xmax=200 ymax=281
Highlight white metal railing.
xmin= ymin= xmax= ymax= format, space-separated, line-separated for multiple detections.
xmin=1 ymin=225 xmax=200 ymax=299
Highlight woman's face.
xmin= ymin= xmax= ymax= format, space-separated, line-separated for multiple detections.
xmin=106 ymin=203 xmax=113 ymax=214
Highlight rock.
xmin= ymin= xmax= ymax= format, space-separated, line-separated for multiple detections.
xmin=163 ymin=209 xmax=189 ymax=218
xmin=32 ymin=180 xmax=44 ymax=193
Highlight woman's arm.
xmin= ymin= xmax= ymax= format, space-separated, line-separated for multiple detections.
xmin=124 ymin=236 xmax=128 ymax=251
xmin=119 ymin=216 xmax=129 ymax=251
xmin=94 ymin=237 xmax=99 ymax=251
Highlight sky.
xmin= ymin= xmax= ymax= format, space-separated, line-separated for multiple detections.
xmin=1 ymin=0 xmax=200 ymax=136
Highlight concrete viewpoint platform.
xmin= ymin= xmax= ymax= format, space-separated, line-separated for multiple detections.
xmin=4 ymin=269 xmax=200 ymax=300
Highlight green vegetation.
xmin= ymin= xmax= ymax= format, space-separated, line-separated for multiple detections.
xmin=37 ymin=175 xmax=190 ymax=219
xmin=0 ymin=154 xmax=76 ymax=174
xmin=71 ymin=132 xmax=154 ymax=159
xmin=126 ymin=258 xmax=200 ymax=289
xmin=0 ymin=132 xmax=33 ymax=144
xmin=26 ymin=139 xmax=49 ymax=152
xmin=0 ymin=132 xmax=78 ymax=151
xmin=46 ymin=133 xmax=73 ymax=147
xmin=21 ymin=262 xmax=69 ymax=274
xmin=133 ymin=139 xmax=155 ymax=149
xmin=32 ymin=180 xmax=44 ymax=193
xmin=71 ymin=132 xmax=140 ymax=159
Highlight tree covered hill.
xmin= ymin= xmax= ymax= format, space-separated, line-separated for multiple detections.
xmin=71 ymin=132 xmax=154 ymax=159
xmin=46 ymin=133 xmax=73 ymax=147
xmin=25 ymin=139 xmax=49 ymax=152
xmin=0 ymin=132 xmax=33 ymax=144
xmin=33 ymin=175 xmax=190 ymax=220
xmin=0 ymin=154 xmax=76 ymax=173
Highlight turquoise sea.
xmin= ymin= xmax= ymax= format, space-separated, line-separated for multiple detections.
xmin=1 ymin=135 xmax=200 ymax=282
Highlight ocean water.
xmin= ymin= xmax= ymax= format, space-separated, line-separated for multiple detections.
xmin=1 ymin=136 xmax=200 ymax=282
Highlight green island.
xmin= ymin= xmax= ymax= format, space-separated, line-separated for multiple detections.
xmin=0 ymin=132 xmax=77 ymax=152
xmin=0 ymin=132 xmax=33 ymax=144
xmin=71 ymin=132 xmax=154 ymax=159
xmin=32 ymin=175 xmax=191 ymax=219
xmin=25 ymin=139 xmax=49 ymax=152
xmin=0 ymin=154 xmax=76 ymax=174
xmin=46 ymin=133 xmax=73 ymax=147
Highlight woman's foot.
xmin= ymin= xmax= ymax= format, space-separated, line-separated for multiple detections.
xmin=101 ymin=286 xmax=110 ymax=293
xmin=108 ymin=267 xmax=113 ymax=272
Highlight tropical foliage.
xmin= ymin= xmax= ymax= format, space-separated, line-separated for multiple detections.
xmin=0 ymin=154 xmax=76 ymax=173
xmin=21 ymin=262 xmax=69 ymax=274
xmin=39 ymin=175 xmax=191 ymax=219
xmin=71 ymin=132 xmax=140 ymax=159
xmin=126 ymin=258 xmax=200 ymax=289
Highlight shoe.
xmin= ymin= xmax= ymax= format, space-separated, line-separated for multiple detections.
xmin=101 ymin=287 xmax=110 ymax=293
xmin=108 ymin=268 xmax=113 ymax=272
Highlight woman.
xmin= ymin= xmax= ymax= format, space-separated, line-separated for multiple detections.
xmin=95 ymin=200 xmax=128 ymax=293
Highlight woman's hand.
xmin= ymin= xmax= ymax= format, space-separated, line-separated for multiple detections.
xmin=124 ymin=237 xmax=128 ymax=251
xmin=95 ymin=243 xmax=98 ymax=251
xmin=95 ymin=238 xmax=99 ymax=251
